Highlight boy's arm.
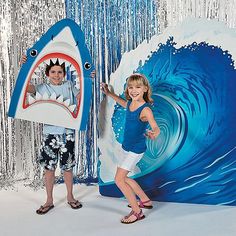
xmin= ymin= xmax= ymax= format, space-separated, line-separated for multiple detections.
xmin=76 ymin=93 xmax=80 ymax=104
xmin=100 ymin=82 xmax=127 ymax=108
xmin=73 ymin=70 xmax=95 ymax=104
xmin=142 ymin=107 xmax=160 ymax=140
xmin=27 ymin=84 xmax=36 ymax=94
xmin=90 ymin=70 xmax=96 ymax=79
xmin=20 ymin=55 xmax=36 ymax=94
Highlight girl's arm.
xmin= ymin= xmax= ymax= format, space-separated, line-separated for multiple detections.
xmin=100 ymin=82 xmax=127 ymax=108
xmin=141 ymin=107 xmax=160 ymax=140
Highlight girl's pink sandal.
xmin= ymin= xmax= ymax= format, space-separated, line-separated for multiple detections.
xmin=128 ymin=199 xmax=153 ymax=209
xmin=121 ymin=210 xmax=145 ymax=224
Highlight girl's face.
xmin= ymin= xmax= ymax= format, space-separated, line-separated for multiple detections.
xmin=127 ymin=82 xmax=147 ymax=102
xmin=48 ymin=65 xmax=65 ymax=85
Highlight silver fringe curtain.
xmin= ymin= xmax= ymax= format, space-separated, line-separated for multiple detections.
xmin=65 ymin=0 xmax=159 ymax=184
xmin=0 ymin=0 xmax=65 ymax=189
xmin=1 ymin=0 xmax=236 ymax=189
xmin=157 ymin=0 xmax=236 ymax=31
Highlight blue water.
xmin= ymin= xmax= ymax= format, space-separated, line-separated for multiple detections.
xmin=110 ymin=38 xmax=236 ymax=205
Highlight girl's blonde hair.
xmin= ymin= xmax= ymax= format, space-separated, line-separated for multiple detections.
xmin=125 ymin=74 xmax=153 ymax=104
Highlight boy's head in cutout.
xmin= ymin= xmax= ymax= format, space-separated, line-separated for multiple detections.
xmin=45 ymin=59 xmax=66 ymax=85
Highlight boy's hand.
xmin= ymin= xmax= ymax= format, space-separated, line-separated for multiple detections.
xmin=100 ymin=82 xmax=110 ymax=95
xmin=76 ymin=94 xmax=80 ymax=104
xmin=90 ymin=70 xmax=96 ymax=79
xmin=19 ymin=55 xmax=27 ymax=66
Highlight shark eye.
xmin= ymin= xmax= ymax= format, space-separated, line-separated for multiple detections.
xmin=84 ymin=62 xmax=91 ymax=70
xmin=30 ymin=49 xmax=38 ymax=57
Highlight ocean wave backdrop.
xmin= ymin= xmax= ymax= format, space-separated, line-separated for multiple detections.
xmin=98 ymin=19 xmax=236 ymax=206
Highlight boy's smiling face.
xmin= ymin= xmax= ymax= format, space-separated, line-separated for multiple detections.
xmin=48 ymin=65 xmax=65 ymax=85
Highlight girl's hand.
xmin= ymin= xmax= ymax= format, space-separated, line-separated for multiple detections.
xmin=100 ymin=83 xmax=127 ymax=107
xmin=19 ymin=55 xmax=27 ymax=66
xmin=145 ymin=129 xmax=159 ymax=140
xmin=141 ymin=107 xmax=160 ymax=140
xmin=100 ymin=82 xmax=110 ymax=95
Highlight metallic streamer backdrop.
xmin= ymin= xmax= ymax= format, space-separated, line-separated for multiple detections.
xmin=65 ymin=0 xmax=159 ymax=184
xmin=1 ymin=0 xmax=236 ymax=189
xmin=157 ymin=0 xmax=236 ymax=31
xmin=0 ymin=0 xmax=65 ymax=189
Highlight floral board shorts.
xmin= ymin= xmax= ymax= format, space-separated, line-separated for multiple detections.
xmin=39 ymin=133 xmax=76 ymax=171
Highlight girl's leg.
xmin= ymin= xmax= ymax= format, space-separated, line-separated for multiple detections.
xmin=115 ymin=167 xmax=144 ymax=222
xmin=125 ymin=178 xmax=152 ymax=205
xmin=44 ymin=169 xmax=55 ymax=206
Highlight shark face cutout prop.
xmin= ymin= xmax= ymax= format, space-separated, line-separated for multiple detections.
xmin=8 ymin=19 xmax=93 ymax=130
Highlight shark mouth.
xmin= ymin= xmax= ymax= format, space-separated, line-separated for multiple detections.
xmin=23 ymin=53 xmax=82 ymax=119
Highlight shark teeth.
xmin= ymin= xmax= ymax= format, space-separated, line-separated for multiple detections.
xmin=44 ymin=59 xmax=50 ymax=65
xmin=65 ymin=61 xmax=70 ymax=68
xmin=42 ymin=92 xmax=49 ymax=100
xmin=38 ymin=63 xmax=45 ymax=70
xmin=34 ymin=68 xmax=41 ymax=73
xmin=51 ymin=58 xmax=57 ymax=64
xmin=28 ymin=95 xmax=36 ymax=104
xmin=35 ymin=92 xmax=42 ymax=100
xmin=31 ymin=74 xmax=38 ymax=79
xmin=68 ymin=104 xmax=76 ymax=112
xmin=28 ymin=91 xmax=76 ymax=114
xmin=70 ymin=65 xmax=76 ymax=72
xmin=64 ymin=99 xmax=71 ymax=106
xmin=75 ymin=83 xmax=80 ymax=90
xmin=73 ymin=72 xmax=79 ymax=77
xmin=58 ymin=58 xmax=64 ymax=65
xmin=57 ymin=95 xmax=64 ymax=103
xmin=33 ymin=72 xmax=41 ymax=78
xmin=32 ymin=58 xmax=80 ymax=78
xmin=50 ymin=92 xmax=57 ymax=100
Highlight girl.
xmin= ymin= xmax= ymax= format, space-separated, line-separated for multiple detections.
xmin=101 ymin=74 xmax=160 ymax=224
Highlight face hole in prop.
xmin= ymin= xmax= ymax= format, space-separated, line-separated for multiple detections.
xmin=23 ymin=53 xmax=82 ymax=119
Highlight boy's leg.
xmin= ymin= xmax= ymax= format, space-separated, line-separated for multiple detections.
xmin=63 ymin=170 xmax=82 ymax=209
xmin=44 ymin=169 xmax=55 ymax=205
xmin=40 ymin=134 xmax=58 ymax=206
xmin=36 ymin=170 xmax=55 ymax=215
xmin=60 ymin=133 xmax=81 ymax=209
xmin=36 ymin=134 xmax=59 ymax=214
xmin=63 ymin=170 xmax=75 ymax=202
